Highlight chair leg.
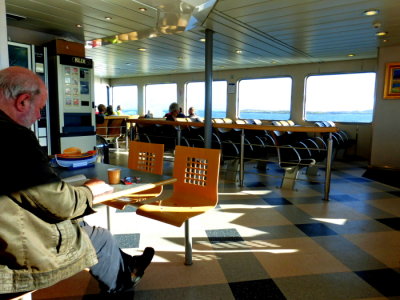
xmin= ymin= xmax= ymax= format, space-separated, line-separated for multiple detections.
xmin=281 ymin=166 xmax=299 ymax=190
xmin=184 ymin=219 xmax=192 ymax=265
xmin=106 ymin=206 xmax=111 ymax=231
xmin=115 ymin=137 xmax=119 ymax=149
xmin=224 ymin=159 xmax=239 ymax=182
xmin=306 ymin=164 xmax=319 ymax=176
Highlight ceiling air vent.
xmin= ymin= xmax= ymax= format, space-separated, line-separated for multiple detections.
xmin=6 ymin=13 xmax=27 ymax=21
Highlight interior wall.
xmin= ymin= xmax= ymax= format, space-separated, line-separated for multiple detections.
xmin=7 ymin=25 xmax=62 ymax=46
xmin=111 ymin=59 xmax=376 ymax=159
xmin=370 ymin=45 xmax=400 ymax=169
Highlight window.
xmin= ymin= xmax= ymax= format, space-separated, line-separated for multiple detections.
xmin=112 ymin=85 xmax=138 ymax=115
xmin=238 ymin=77 xmax=292 ymax=120
xmin=305 ymin=73 xmax=375 ymax=123
xmin=186 ymin=81 xmax=227 ymax=118
xmin=145 ymin=83 xmax=177 ymax=117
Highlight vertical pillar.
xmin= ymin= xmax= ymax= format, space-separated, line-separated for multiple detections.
xmin=239 ymin=128 xmax=245 ymax=186
xmin=204 ymin=29 xmax=213 ymax=149
xmin=324 ymin=133 xmax=333 ymax=201
xmin=0 ymin=0 xmax=9 ymax=69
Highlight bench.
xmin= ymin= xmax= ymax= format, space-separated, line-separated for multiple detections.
xmin=96 ymin=116 xmax=128 ymax=149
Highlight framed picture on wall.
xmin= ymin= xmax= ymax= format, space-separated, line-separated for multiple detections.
xmin=383 ymin=62 xmax=400 ymax=99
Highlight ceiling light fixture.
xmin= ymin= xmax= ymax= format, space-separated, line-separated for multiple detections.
xmin=363 ymin=9 xmax=379 ymax=16
xmin=235 ymin=50 xmax=242 ymax=54
xmin=137 ymin=48 xmax=147 ymax=52
xmin=376 ymin=31 xmax=388 ymax=36
xmin=105 ymin=16 xmax=112 ymax=20
xmin=76 ymin=24 xmax=82 ymax=28
xmin=199 ymin=38 xmax=206 ymax=42
xmin=139 ymin=7 xmax=147 ymax=12
xmin=347 ymin=54 xmax=355 ymax=57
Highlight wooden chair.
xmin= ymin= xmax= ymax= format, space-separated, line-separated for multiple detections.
xmin=103 ymin=141 xmax=164 ymax=210
xmin=95 ymin=118 xmax=108 ymax=136
xmin=96 ymin=118 xmax=127 ymax=149
xmin=136 ymin=145 xmax=221 ymax=265
xmin=106 ymin=118 xmax=126 ymax=149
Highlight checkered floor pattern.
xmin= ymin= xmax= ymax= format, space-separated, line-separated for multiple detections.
xmin=34 ymin=153 xmax=400 ymax=300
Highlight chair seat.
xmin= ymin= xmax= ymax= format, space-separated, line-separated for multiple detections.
xmin=137 ymin=201 xmax=216 ymax=227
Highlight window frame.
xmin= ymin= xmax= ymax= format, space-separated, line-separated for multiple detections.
xmin=304 ymin=72 xmax=376 ymax=124
xmin=185 ymin=80 xmax=228 ymax=118
xmin=237 ymin=76 xmax=293 ymax=120
xmin=144 ymin=83 xmax=178 ymax=118
xmin=111 ymin=85 xmax=139 ymax=115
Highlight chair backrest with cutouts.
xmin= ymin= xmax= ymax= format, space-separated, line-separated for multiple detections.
xmin=172 ymin=146 xmax=221 ymax=206
xmin=128 ymin=141 xmax=164 ymax=175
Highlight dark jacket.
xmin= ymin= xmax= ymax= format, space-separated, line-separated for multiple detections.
xmin=0 ymin=110 xmax=97 ymax=293
xmin=96 ymin=113 xmax=105 ymax=124
xmin=165 ymin=113 xmax=175 ymax=121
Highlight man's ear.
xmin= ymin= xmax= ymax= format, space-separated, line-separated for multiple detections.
xmin=15 ymin=93 xmax=31 ymax=112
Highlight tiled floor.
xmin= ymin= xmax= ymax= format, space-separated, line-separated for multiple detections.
xmin=34 ymin=151 xmax=400 ymax=299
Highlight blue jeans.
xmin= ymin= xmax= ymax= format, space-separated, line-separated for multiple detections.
xmin=80 ymin=221 xmax=133 ymax=293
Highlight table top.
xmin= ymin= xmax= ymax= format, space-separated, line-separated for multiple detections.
xmin=54 ymin=163 xmax=176 ymax=204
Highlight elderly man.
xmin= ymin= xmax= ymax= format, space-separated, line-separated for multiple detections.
xmin=0 ymin=67 xmax=153 ymax=297
xmin=164 ymin=102 xmax=180 ymax=121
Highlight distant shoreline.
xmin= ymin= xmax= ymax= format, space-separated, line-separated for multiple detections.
xmin=122 ymin=110 xmax=373 ymax=123
xmin=239 ymin=110 xmax=372 ymax=114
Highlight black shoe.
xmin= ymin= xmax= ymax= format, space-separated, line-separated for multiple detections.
xmin=131 ymin=247 xmax=155 ymax=286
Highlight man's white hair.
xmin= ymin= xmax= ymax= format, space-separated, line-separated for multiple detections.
xmin=0 ymin=67 xmax=42 ymax=100
xmin=169 ymin=102 xmax=179 ymax=113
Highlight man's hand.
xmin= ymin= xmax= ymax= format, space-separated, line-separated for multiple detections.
xmin=84 ymin=178 xmax=114 ymax=198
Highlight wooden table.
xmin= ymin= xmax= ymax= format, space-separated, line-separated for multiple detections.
xmin=55 ymin=163 xmax=176 ymax=228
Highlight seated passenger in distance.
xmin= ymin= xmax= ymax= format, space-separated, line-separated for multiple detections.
xmin=164 ymin=102 xmax=180 ymax=121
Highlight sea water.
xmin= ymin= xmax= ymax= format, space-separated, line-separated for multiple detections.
xmin=122 ymin=110 xmax=372 ymax=123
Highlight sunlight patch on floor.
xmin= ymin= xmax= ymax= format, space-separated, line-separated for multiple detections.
xmin=219 ymin=190 xmax=273 ymax=196
xmin=312 ymin=217 xmax=347 ymax=225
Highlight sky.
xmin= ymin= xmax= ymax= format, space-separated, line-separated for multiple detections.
xmin=305 ymin=73 xmax=376 ymax=112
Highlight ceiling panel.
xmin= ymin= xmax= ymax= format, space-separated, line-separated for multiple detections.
xmin=5 ymin=0 xmax=400 ymax=78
